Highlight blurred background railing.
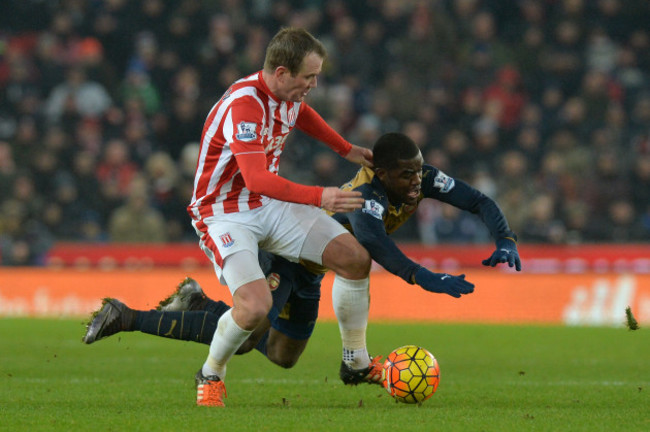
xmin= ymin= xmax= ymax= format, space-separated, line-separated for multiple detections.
xmin=1 ymin=243 xmax=648 ymax=326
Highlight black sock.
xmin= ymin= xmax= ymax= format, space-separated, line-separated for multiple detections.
xmin=134 ymin=310 xmax=220 ymax=345
xmin=202 ymin=299 xmax=232 ymax=317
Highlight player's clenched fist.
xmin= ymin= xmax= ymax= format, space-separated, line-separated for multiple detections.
xmin=320 ymin=187 xmax=364 ymax=213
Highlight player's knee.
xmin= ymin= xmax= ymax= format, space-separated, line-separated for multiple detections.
xmin=231 ymin=302 xmax=270 ymax=331
xmin=324 ymin=237 xmax=371 ymax=279
xmin=265 ymin=333 xmax=307 ymax=369
xmin=268 ymin=351 xmax=299 ymax=369
xmin=340 ymin=243 xmax=370 ymax=279
xmin=232 ymin=283 xmax=273 ymax=329
xmin=354 ymin=245 xmax=371 ymax=274
xmin=239 ymin=304 xmax=271 ymax=329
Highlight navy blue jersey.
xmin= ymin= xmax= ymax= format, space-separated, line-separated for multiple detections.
xmin=331 ymin=165 xmax=515 ymax=283
xmin=265 ymin=164 xmax=515 ymax=339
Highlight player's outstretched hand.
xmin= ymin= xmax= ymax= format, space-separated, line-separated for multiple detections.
xmin=482 ymin=237 xmax=521 ymax=271
xmin=414 ymin=268 xmax=475 ymax=298
xmin=321 ymin=187 xmax=365 ymax=213
xmin=345 ymin=145 xmax=373 ymax=168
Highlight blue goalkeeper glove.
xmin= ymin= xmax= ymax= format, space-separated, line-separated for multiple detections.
xmin=482 ymin=237 xmax=521 ymax=271
xmin=414 ymin=267 xmax=475 ymax=298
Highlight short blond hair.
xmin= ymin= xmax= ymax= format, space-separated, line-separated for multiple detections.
xmin=263 ymin=27 xmax=327 ymax=76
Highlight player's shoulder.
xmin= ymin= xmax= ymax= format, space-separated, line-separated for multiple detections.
xmin=232 ymin=71 xmax=263 ymax=88
xmin=225 ymin=73 xmax=267 ymax=102
xmin=342 ymin=167 xmax=385 ymax=197
xmin=422 ymin=164 xmax=456 ymax=194
xmin=422 ymin=163 xmax=439 ymax=178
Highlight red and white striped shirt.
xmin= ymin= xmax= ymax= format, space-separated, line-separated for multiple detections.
xmin=188 ymin=71 xmax=351 ymax=220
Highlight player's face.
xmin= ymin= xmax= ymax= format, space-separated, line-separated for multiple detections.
xmin=277 ymin=52 xmax=322 ymax=102
xmin=377 ymin=152 xmax=424 ymax=206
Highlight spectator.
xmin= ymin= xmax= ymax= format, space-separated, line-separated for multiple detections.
xmin=586 ymin=199 xmax=649 ymax=242
xmin=483 ymin=65 xmax=527 ymax=131
xmin=539 ymin=19 xmax=584 ymax=95
xmin=583 ymin=151 xmax=631 ymax=213
xmin=107 ymin=176 xmax=168 ymax=243
xmin=0 ymin=141 xmax=17 ymax=199
xmin=70 ymin=150 xmax=105 ymax=216
xmin=96 ymin=138 xmax=139 ymax=201
xmin=42 ymin=173 xmax=93 ymax=240
xmin=0 ymin=200 xmax=53 ymax=266
xmin=519 ymin=194 xmax=566 ymax=243
xmin=418 ymin=201 xmax=489 ymax=245
xmin=142 ymin=151 xmax=190 ymax=241
xmin=630 ymin=155 xmax=650 ymax=214
xmin=119 ymin=63 xmax=161 ymax=115
xmin=44 ymin=65 xmax=112 ymax=124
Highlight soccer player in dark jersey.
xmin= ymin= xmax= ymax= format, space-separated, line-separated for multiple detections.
xmin=83 ymin=132 xmax=520 ymax=387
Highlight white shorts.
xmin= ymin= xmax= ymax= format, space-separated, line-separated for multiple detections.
xmin=192 ymin=200 xmax=348 ymax=292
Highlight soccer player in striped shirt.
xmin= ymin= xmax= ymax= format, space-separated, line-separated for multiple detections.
xmin=80 ymin=27 xmax=371 ymax=408
xmin=182 ymin=27 xmax=373 ymax=406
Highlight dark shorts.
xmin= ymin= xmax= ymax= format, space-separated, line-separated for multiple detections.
xmin=259 ymin=251 xmax=324 ymax=340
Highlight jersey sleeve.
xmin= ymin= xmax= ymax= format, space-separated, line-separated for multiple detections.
xmin=236 ymin=152 xmax=323 ymax=206
xmin=343 ymin=184 xmax=422 ymax=283
xmin=421 ymin=165 xmax=516 ymax=240
xmin=226 ymin=98 xmax=266 ymax=155
xmin=228 ymin=99 xmax=323 ymax=207
xmin=295 ymin=104 xmax=352 ymax=157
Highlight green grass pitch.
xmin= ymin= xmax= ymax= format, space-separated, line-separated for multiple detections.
xmin=1 ymin=318 xmax=648 ymax=432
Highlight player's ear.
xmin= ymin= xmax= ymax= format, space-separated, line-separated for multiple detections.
xmin=374 ymin=167 xmax=388 ymax=182
xmin=274 ymin=66 xmax=290 ymax=81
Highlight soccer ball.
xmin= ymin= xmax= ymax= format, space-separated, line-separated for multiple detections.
xmin=382 ymin=345 xmax=439 ymax=404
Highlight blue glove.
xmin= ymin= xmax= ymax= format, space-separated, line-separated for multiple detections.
xmin=482 ymin=237 xmax=521 ymax=271
xmin=414 ymin=268 xmax=475 ymax=298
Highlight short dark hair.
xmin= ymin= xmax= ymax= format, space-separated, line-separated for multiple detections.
xmin=373 ymin=132 xmax=420 ymax=170
xmin=264 ymin=27 xmax=327 ymax=76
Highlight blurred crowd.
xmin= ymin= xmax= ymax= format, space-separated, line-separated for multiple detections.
xmin=1 ymin=0 xmax=650 ymax=265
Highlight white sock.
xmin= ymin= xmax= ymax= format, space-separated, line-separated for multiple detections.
xmin=202 ymin=309 xmax=252 ymax=380
xmin=332 ymin=274 xmax=370 ymax=369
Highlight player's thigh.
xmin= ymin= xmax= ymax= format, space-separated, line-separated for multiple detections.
xmin=267 ymin=271 xmax=321 ymax=367
xmin=320 ymin=232 xmax=370 ymax=278
xmin=262 ymin=201 xmax=349 ymax=265
xmin=193 ymin=215 xmax=263 ymax=288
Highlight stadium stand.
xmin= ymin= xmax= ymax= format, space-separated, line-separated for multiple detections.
xmin=1 ymin=0 xmax=649 ymax=265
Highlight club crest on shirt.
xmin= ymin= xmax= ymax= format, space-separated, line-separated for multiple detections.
xmin=362 ymin=199 xmax=384 ymax=220
xmin=433 ymin=170 xmax=455 ymax=193
xmin=219 ymin=232 xmax=235 ymax=248
xmin=266 ymin=272 xmax=280 ymax=291
xmin=235 ymin=121 xmax=257 ymax=142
